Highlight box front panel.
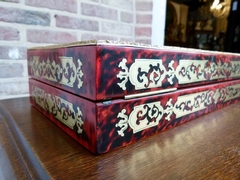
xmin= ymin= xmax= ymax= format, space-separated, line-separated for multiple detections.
xmin=28 ymin=46 xmax=97 ymax=100
xmin=29 ymin=79 xmax=97 ymax=154
xmin=97 ymin=45 xmax=240 ymax=100
xmin=97 ymin=79 xmax=240 ymax=153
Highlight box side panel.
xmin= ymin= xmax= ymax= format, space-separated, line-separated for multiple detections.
xmin=96 ymin=45 xmax=240 ymax=100
xmin=96 ymin=79 xmax=240 ymax=153
xmin=29 ymin=79 xmax=97 ymax=154
xmin=28 ymin=46 xmax=97 ymax=100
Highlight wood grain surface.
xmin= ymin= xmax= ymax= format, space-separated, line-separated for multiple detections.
xmin=0 ymin=97 xmax=240 ymax=179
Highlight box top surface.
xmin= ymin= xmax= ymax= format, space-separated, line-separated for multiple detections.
xmin=28 ymin=40 xmax=240 ymax=56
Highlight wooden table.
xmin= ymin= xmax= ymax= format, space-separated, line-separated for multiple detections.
xmin=1 ymin=97 xmax=240 ymax=179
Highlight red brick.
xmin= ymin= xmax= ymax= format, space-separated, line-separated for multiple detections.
xmin=135 ymin=39 xmax=151 ymax=44
xmin=0 ymin=7 xmax=50 ymax=26
xmin=121 ymin=11 xmax=133 ymax=23
xmin=55 ymin=15 xmax=99 ymax=31
xmin=27 ymin=29 xmax=77 ymax=44
xmin=102 ymin=22 xmax=133 ymax=36
xmin=0 ymin=63 xmax=23 ymax=78
xmin=25 ymin=0 xmax=77 ymax=13
xmin=101 ymin=0 xmax=133 ymax=10
xmin=136 ymin=1 xmax=153 ymax=11
xmin=81 ymin=3 xmax=117 ymax=20
xmin=81 ymin=34 xmax=117 ymax=41
xmin=0 ymin=26 xmax=19 ymax=40
xmin=0 ymin=46 xmax=27 ymax=60
xmin=120 ymin=37 xmax=134 ymax=42
xmin=0 ymin=80 xmax=29 ymax=96
xmin=135 ymin=27 xmax=152 ymax=37
xmin=136 ymin=14 xmax=152 ymax=24
xmin=0 ymin=0 xmax=19 ymax=3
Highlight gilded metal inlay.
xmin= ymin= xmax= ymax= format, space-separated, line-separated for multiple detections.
xmin=31 ymin=86 xmax=84 ymax=134
xmin=29 ymin=56 xmax=84 ymax=89
xmin=116 ymin=84 xmax=240 ymax=136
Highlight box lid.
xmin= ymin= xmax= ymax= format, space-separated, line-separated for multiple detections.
xmin=27 ymin=40 xmax=240 ymax=101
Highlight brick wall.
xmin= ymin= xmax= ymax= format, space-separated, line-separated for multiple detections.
xmin=135 ymin=0 xmax=153 ymax=44
xmin=0 ymin=0 xmax=153 ymax=99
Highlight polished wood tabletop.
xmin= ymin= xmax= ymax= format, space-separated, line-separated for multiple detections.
xmin=0 ymin=97 xmax=240 ymax=179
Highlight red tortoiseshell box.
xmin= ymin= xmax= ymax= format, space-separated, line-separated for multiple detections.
xmin=27 ymin=40 xmax=240 ymax=154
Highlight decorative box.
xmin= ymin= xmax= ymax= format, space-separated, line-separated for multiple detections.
xmin=28 ymin=40 xmax=240 ymax=154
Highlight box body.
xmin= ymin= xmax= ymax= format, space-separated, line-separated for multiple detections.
xmin=28 ymin=41 xmax=240 ymax=154
xmin=28 ymin=40 xmax=240 ymax=101
xmin=29 ymin=78 xmax=240 ymax=154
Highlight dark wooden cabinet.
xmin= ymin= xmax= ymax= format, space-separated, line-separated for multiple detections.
xmin=225 ymin=0 xmax=240 ymax=52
